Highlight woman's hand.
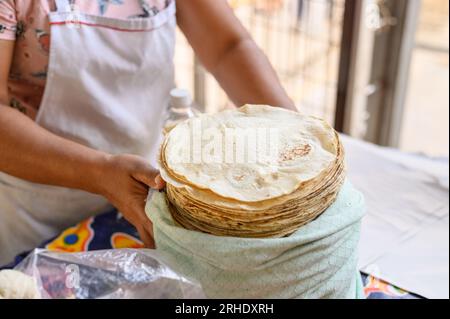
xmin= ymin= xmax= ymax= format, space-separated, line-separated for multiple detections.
xmin=2 ymin=39 xmax=164 ymax=248
xmin=97 ymin=154 xmax=165 ymax=248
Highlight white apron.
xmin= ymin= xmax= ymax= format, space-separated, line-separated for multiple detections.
xmin=0 ymin=0 xmax=176 ymax=265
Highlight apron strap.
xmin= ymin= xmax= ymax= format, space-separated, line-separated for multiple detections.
xmin=55 ymin=0 xmax=72 ymax=13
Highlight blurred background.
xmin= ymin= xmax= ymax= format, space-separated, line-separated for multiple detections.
xmin=174 ymin=0 xmax=449 ymax=157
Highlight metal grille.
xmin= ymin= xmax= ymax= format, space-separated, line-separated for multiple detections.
xmin=174 ymin=0 xmax=346 ymax=125
xmin=416 ymin=0 xmax=449 ymax=50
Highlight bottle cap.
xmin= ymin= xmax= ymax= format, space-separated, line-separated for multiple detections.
xmin=170 ymin=88 xmax=193 ymax=109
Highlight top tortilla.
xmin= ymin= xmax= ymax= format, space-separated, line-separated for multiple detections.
xmin=162 ymin=105 xmax=338 ymax=202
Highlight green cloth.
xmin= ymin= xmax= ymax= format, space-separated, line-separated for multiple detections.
xmin=146 ymin=181 xmax=365 ymax=299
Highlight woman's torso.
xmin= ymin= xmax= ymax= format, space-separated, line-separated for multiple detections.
xmin=0 ymin=0 xmax=168 ymax=119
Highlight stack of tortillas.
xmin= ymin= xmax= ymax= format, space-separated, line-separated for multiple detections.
xmin=159 ymin=105 xmax=346 ymax=238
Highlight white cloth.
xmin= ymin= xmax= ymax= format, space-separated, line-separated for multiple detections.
xmin=342 ymin=135 xmax=449 ymax=299
xmin=0 ymin=0 xmax=176 ymax=265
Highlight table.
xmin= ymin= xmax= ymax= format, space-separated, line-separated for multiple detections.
xmin=342 ymin=136 xmax=449 ymax=299
xmin=5 ymin=209 xmax=420 ymax=299
xmin=6 ymin=136 xmax=448 ymax=299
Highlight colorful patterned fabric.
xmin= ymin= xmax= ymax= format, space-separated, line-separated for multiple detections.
xmin=4 ymin=210 xmax=420 ymax=299
xmin=5 ymin=210 xmax=143 ymax=268
xmin=361 ymin=274 xmax=419 ymax=299
xmin=43 ymin=210 xmax=144 ymax=252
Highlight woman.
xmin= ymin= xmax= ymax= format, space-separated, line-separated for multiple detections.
xmin=0 ymin=0 xmax=295 ymax=265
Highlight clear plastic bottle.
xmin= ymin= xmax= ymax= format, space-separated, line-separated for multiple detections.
xmin=148 ymin=89 xmax=198 ymax=203
xmin=163 ymin=88 xmax=197 ymax=134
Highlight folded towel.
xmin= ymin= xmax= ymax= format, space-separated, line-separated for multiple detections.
xmin=146 ymin=181 xmax=365 ymax=299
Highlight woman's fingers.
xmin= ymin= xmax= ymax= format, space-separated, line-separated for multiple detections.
xmin=137 ymin=226 xmax=155 ymax=249
xmin=101 ymin=153 xmax=161 ymax=248
xmin=140 ymin=211 xmax=154 ymax=238
xmin=132 ymin=159 xmax=165 ymax=190
xmin=154 ymin=175 xmax=165 ymax=189
xmin=135 ymin=204 xmax=155 ymax=248
xmin=105 ymin=154 xmax=165 ymax=190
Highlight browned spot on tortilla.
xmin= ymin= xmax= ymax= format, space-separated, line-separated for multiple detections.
xmin=279 ymin=144 xmax=312 ymax=162
xmin=255 ymin=177 xmax=265 ymax=188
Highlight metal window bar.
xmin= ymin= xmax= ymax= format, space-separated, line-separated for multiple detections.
xmin=416 ymin=0 xmax=449 ymax=52
xmin=174 ymin=0 xmax=347 ymax=126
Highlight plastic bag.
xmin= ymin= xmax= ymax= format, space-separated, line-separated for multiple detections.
xmin=14 ymin=249 xmax=205 ymax=299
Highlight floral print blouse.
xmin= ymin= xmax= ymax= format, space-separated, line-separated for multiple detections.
xmin=0 ymin=0 xmax=168 ymax=119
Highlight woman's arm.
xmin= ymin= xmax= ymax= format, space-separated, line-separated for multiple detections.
xmin=177 ymin=0 xmax=296 ymax=110
xmin=0 ymin=40 xmax=162 ymax=247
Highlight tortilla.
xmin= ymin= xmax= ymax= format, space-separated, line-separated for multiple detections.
xmin=159 ymin=105 xmax=346 ymax=238
xmin=163 ymin=105 xmax=338 ymax=202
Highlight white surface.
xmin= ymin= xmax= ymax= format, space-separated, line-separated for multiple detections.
xmin=342 ymin=135 xmax=449 ymax=299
